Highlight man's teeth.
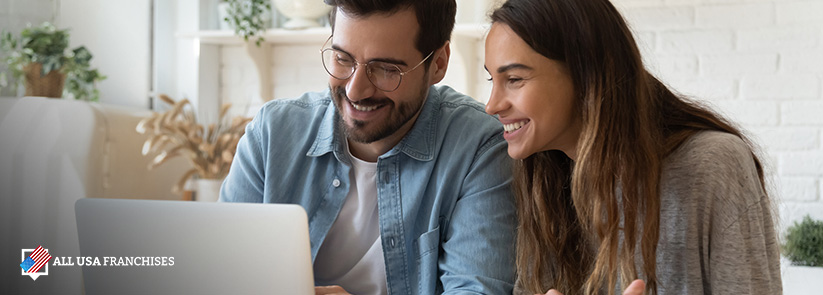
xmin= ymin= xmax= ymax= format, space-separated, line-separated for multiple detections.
xmin=504 ymin=120 xmax=528 ymax=133
xmin=352 ymin=103 xmax=378 ymax=112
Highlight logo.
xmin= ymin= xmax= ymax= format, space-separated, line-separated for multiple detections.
xmin=18 ymin=244 xmax=174 ymax=282
xmin=20 ymin=245 xmax=52 ymax=281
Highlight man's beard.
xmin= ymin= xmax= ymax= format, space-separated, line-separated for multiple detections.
xmin=330 ymin=82 xmax=428 ymax=144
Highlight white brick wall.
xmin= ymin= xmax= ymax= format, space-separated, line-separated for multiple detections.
xmin=737 ymin=27 xmax=818 ymax=52
xmin=615 ymin=0 xmax=823 ymax=236
xmin=741 ymin=75 xmax=819 ymax=100
xmin=696 ymin=3 xmax=774 ymax=28
xmin=752 ymin=127 xmax=819 ymax=151
xmin=659 ymin=30 xmax=734 ymax=53
xmin=218 ymin=0 xmax=823 ymax=237
xmin=778 ymin=0 xmax=823 ymax=25
xmin=778 ymin=177 xmax=818 ymax=202
xmin=701 ymin=53 xmax=778 ymax=76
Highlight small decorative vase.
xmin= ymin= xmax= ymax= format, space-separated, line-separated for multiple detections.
xmin=272 ymin=0 xmax=332 ymax=29
xmin=195 ymin=178 xmax=224 ymax=202
xmin=24 ymin=63 xmax=65 ymax=98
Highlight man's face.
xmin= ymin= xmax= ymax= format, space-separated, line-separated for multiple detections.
xmin=328 ymin=8 xmax=431 ymax=144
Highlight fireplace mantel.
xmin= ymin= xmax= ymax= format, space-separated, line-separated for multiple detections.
xmin=176 ymin=23 xmax=490 ymax=121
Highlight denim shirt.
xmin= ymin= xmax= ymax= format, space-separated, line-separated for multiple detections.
xmin=220 ymin=85 xmax=516 ymax=294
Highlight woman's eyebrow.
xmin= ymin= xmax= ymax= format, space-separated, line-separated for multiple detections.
xmin=496 ymin=63 xmax=534 ymax=73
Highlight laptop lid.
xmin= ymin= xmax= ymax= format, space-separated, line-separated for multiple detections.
xmin=75 ymin=199 xmax=314 ymax=295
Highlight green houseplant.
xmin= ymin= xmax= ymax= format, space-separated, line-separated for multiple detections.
xmin=783 ymin=215 xmax=823 ymax=267
xmin=222 ymin=0 xmax=272 ymax=46
xmin=782 ymin=215 xmax=823 ymax=294
xmin=0 ymin=22 xmax=105 ymax=101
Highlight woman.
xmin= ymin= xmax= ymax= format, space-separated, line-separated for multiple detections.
xmin=483 ymin=0 xmax=782 ymax=294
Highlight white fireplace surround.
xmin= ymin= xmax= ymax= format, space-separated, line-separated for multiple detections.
xmin=176 ymin=24 xmax=490 ymax=121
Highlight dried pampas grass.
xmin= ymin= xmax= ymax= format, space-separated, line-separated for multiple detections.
xmin=136 ymin=94 xmax=252 ymax=193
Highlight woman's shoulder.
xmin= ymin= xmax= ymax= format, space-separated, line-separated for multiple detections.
xmin=664 ymin=130 xmax=755 ymax=176
xmin=661 ymin=130 xmax=766 ymax=218
xmin=673 ymin=131 xmax=751 ymax=161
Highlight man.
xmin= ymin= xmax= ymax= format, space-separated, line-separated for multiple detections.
xmin=220 ymin=0 xmax=516 ymax=294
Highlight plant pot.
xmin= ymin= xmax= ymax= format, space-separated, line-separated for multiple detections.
xmin=24 ymin=63 xmax=65 ymax=98
xmin=195 ymin=178 xmax=224 ymax=202
xmin=783 ymin=265 xmax=823 ymax=294
xmin=272 ymin=0 xmax=332 ymax=29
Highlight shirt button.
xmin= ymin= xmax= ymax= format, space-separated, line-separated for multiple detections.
xmin=390 ymin=238 xmax=396 ymax=248
xmin=332 ymin=179 xmax=340 ymax=187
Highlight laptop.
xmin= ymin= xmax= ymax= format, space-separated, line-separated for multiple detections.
xmin=75 ymin=198 xmax=314 ymax=295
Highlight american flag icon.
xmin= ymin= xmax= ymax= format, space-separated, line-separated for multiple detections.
xmin=20 ymin=245 xmax=52 ymax=274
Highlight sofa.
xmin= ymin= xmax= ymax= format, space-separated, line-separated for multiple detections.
xmin=0 ymin=97 xmax=189 ymax=295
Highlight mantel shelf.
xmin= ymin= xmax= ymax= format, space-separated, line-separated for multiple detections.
xmin=177 ymin=23 xmax=488 ymax=45
xmin=177 ymin=27 xmax=331 ymax=45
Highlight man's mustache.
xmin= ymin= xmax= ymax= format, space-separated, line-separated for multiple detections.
xmin=332 ymin=86 xmax=391 ymax=107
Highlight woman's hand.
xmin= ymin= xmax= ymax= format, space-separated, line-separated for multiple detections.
xmin=539 ymin=279 xmax=646 ymax=295
xmin=623 ymin=280 xmax=645 ymax=295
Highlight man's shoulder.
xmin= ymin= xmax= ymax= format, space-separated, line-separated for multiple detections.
xmin=261 ymin=90 xmax=331 ymax=113
xmin=245 ymin=90 xmax=333 ymax=146
xmin=430 ymin=85 xmax=501 ymax=132
xmin=433 ymin=85 xmax=488 ymax=114
xmin=255 ymin=90 xmax=331 ymax=123
xmin=424 ymin=86 xmax=505 ymax=156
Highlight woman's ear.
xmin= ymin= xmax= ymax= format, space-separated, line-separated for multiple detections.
xmin=428 ymin=41 xmax=451 ymax=84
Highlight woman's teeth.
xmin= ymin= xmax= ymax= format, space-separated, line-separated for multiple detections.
xmin=504 ymin=120 xmax=528 ymax=133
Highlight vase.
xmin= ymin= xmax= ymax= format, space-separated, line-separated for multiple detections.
xmin=195 ymin=178 xmax=224 ymax=202
xmin=272 ymin=0 xmax=332 ymax=29
xmin=24 ymin=63 xmax=65 ymax=98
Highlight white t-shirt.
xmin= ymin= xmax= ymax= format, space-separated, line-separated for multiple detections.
xmin=313 ymin=143 xmax=387 ymax=295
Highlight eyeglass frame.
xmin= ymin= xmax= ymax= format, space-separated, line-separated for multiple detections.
xmin=319 ymin=35 xmax=435 ymax=92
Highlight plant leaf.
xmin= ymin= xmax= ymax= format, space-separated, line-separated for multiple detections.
xmin=136 ymin=113 xmax=159 ymax=133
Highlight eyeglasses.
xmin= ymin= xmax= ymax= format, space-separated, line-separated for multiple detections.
xmin=320 ymin=35 xmax=434 ymax=92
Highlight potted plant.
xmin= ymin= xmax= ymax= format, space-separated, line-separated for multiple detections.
xmin=222 ymin=0 xmax=272 ymax=46
xmin=782 ymin=215 xmax=823 ymax=294
xmin=136 ymin=94 xmax=252 ymax=201
xmin=0 ymin=22 xmax=105 ymax=101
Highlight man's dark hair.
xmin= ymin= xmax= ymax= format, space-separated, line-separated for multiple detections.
xmin=324 ymin=0 xmax=456 ymax=63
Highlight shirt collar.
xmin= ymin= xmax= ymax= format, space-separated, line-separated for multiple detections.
xmin=306 ymin=86 xmax=440 ymax=162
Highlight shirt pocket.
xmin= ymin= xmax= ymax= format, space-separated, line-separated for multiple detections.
xmin=416 ymin=226 xmax=440 ymax=293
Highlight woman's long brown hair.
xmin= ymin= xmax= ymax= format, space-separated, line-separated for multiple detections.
xmin=491 ymin=0 xmax=767 ymax=294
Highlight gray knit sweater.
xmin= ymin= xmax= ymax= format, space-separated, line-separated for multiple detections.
xmin=514 ymin=131 xmax=783 ymax=294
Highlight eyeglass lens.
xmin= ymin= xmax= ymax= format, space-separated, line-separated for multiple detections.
xmin=321 ymin=49 xmax=404 ymax=92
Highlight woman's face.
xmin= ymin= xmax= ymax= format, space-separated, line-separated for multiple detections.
xmin=484 ymin=23 xmax=582 ymax=160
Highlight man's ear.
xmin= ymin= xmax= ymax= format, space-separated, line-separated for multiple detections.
xmin=428 ymin=41 xmax=450 ymax=85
